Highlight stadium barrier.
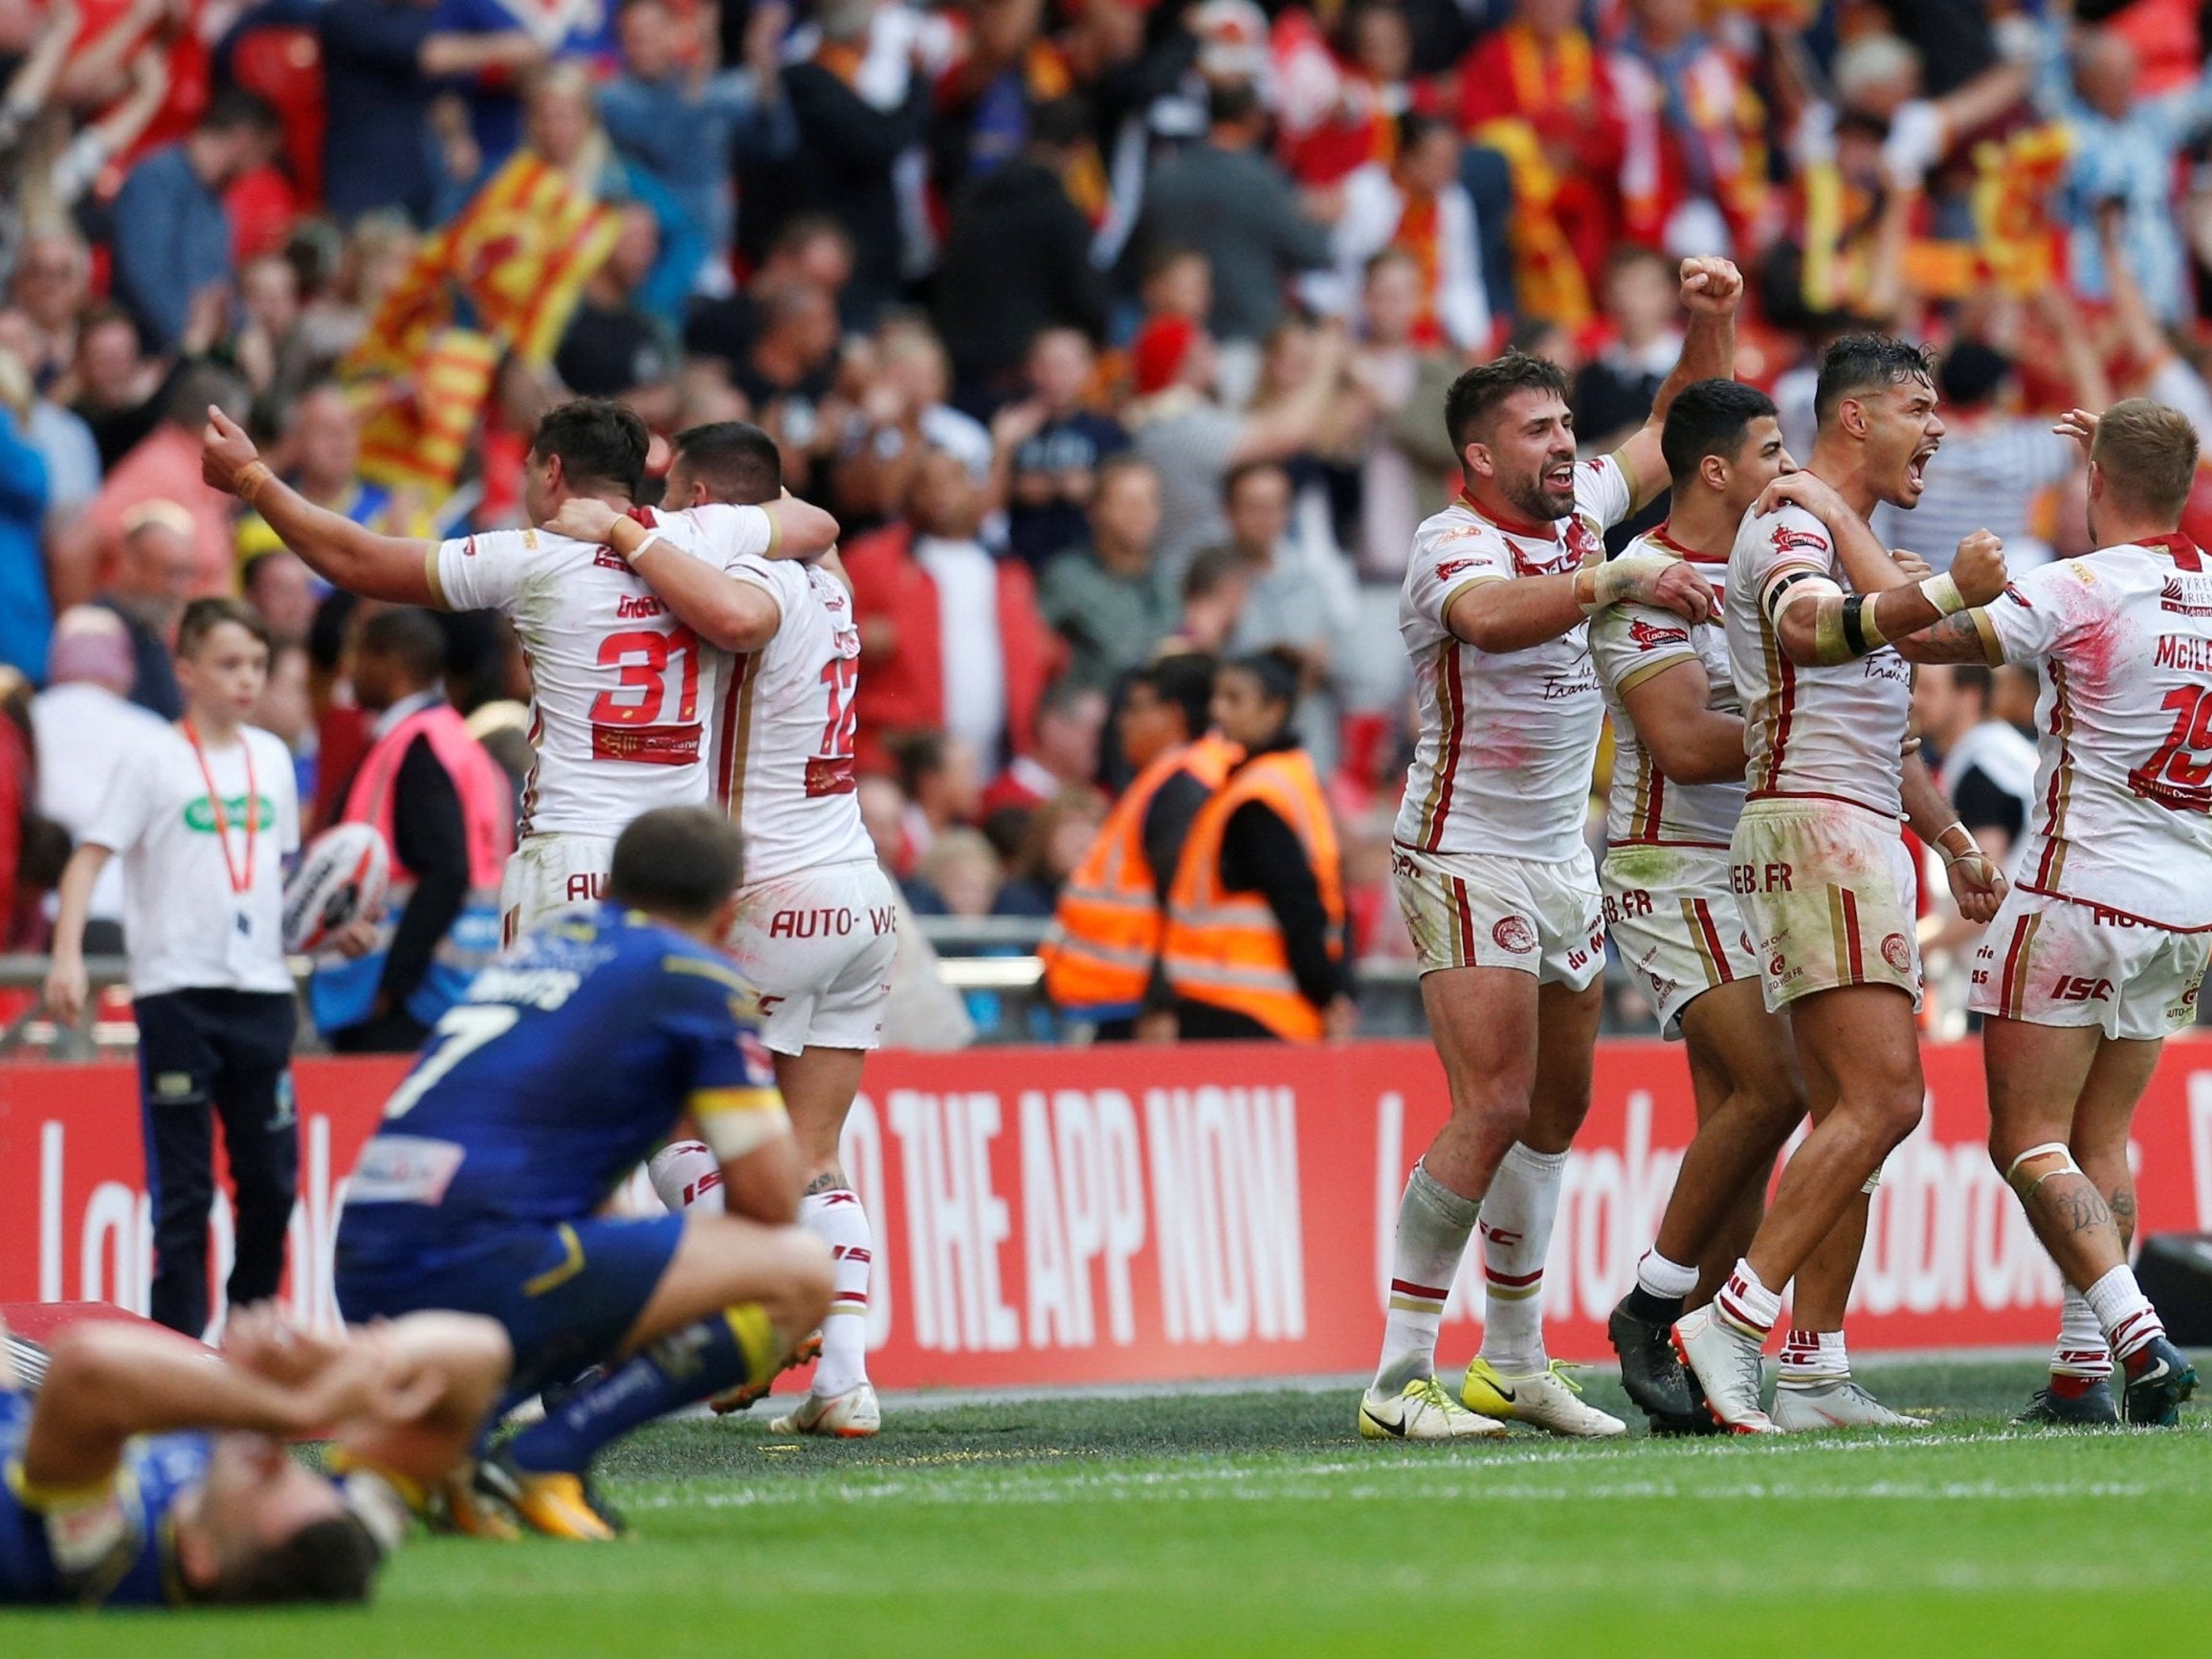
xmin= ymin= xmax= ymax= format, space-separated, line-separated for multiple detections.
xmin=6 ymin=1041 xmax=2212 ymax=1387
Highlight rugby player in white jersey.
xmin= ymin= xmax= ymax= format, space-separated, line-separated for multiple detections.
xmin=548 ymin=423 xmax=896 ymax=1438
xmin=1360 ymin=257 xmax=1742 ymax=1443
xmin=1895 ymin=397 xmax=2203 ymax=1427
xmin=1592 ymin=378 xmax=1919 ymax=1433
xmin=1672 ymin=336 xmax=2011 ymax=1431
xmin=198 ymin=400 xmax=840 ymax=936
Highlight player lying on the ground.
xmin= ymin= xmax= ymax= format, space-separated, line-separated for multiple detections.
xmin=1589 ymin=379 xmax=1919 ymax=1433
xmin=1 ymin=1305 xmax=509 ymax=1607
xmin=547 ymin=421 xmax=895 ymax=1439
xmin=1897 ymin=397 xmax=2205 ymax=1428
xmin=333 ymin=805 xmax=834 ymax=1538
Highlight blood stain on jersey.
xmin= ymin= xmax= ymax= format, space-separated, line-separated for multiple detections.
xmin=1880 ymin=933 xmax=1913 ymax=973
xmin=1493 ymin=916 xmax=1537 ymax=954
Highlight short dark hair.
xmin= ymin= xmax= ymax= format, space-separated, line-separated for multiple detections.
xmin=1660 ymin=378 xmax=1780 ymax=488
xmin=212 ymin=1515 xmax=380 ymax=1605
xmin=670 ymin=422 xmax=782 ymax=504
xmin=891 ymin=730 xmax=950 ymax=799
xmin=1207 ymin=79 xmax=1262 ymax=130
xmin=1444 ymin=351 xmax=1570 ymax=455
xmin=358 ymin=607 xmax=447 ymax=688
xmin=608 ymin=806 xmax=745 ymax=920
xmin=1936 ymin=342 xmax=2012 ymax=411
xmin=1140 ymin=652 xmax=1217 ymax=740
xmin=1225 ymin=647 xmax=1301 ymax=711
xmin=167 ymin=361 xmax=248 ymax=429
xmin=1812 ymin=333 xmax=1937 ymax=431
xmin=1395 ymin=110 xmax=1448 ymax=155
xmin=1182 ymin=542 xmax=1249 ymax=604
xmin=178 ymin=597 xmax=275 ymax=660
xmin=200 ymin=86 xmax=282 ymax=137
xmin=1222 ymin=458 xmax=1289 ymax=508
xmin=1952 ymin=664 xmax=1994 ymax=706
xmin=531 ymin=398 xmax=651 ymax=497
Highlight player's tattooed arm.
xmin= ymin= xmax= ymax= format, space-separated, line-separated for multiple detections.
xmin=201 ymin=407 xmax=437 ymax=604
xmin=1891 ymin=607 xmax=2004 ymax=665
xmin=804 ymin=1169 xmax=848 ymax=1197
xmin=1769 ymin=531 xmax=2009 ymax=666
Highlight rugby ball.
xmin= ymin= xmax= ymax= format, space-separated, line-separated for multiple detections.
xmin=284 ymin=822 xmax=391 ymax=954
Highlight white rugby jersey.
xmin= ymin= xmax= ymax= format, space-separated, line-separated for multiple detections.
xmin=429 ymin=509 xmax=774 ymax=838
xmin=640 ymin=504 xmax=876 ymax=884
xmin=1589 ymin=525 xmax=1743 ymax=850
xmin=1984 ymin=534 xmax=2212 ymax=929
xmin=1726 ymin=499 xmax=1911 ymax=819
xmin=1394 ymin=455 xmax=1632 ymax=861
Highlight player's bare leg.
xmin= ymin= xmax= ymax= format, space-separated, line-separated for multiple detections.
xmin=487 ymin=1219 xmax=833 ymax=1537
xmin=1674 ymin=984 xmax=1922 ymax=1430
xmin=1361 ymin=965 xmax=1539 ymax=1441
xmin=767 ymin=1045 xmax=882 ymax=1436
xmin=1461 ymin=979 xmax=1625 ymax=1436
xmin=1988 ymin=1018 xmax=2195 ymax=1426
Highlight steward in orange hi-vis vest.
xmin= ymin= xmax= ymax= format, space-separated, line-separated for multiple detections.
xmin=1161 ymin=737 xmax=1348 ymax=1043
xmin=1041 ymin=733 xmax=1242 ymax=1017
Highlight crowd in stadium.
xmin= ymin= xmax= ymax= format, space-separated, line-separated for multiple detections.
xmin=0 ymin=0 xmax=2211 ymax=1032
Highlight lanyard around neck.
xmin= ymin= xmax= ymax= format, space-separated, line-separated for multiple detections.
xmin=181 ymin=720 xmax=256 ymax=896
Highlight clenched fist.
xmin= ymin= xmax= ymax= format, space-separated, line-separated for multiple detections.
xmin=1951 ymin=530 xmax=2008 ymax=608
xmin=1678 ymin=256 xmax=1744 ymax=316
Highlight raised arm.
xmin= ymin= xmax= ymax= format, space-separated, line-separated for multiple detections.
xmin=1615 ymin=257 xmax=1743 ymax=511
xmin=1621 ymin=658 xmax=1748 ymax=785
xmin=1769 ymin=527 xmax=2009 ymax=668
xmin=203 ymin=408 xmax=436 ymax=604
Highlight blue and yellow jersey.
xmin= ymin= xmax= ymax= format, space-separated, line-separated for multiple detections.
xmin=0 ymin=1386 xmax=210 ymax=1606
xmin=337 ymin=905 xmax=783 ymax=1262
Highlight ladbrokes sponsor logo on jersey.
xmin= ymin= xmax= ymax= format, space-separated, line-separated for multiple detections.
xmin=1769 ymin=523 xmax=1829 ymax=558
xmin=1626 ymin=617 xmax=1691 ymax=651
xmin=1433 ymin=557 xmax=1480 ymax=580
xmin=589 ymin=721 xmax=702 ymax=765
xmin=616 ymin=593 xmax=667 ymax=620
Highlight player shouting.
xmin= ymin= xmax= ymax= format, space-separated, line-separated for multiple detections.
xmin=1673 ymin=336 xmax=2010 ymax=1432
xmin=334 ymin=807 xmax=833 ymax=1538
xmin=1361 ymin=257 xmax=1741 ymax=1442
xmin=1896 ymin=397 xmax=2203 ymax=1427
xmin=199 ymin=400 xmax=840 ymax=940
xmin=549 ymin=422 xmax=896 ymax=1438
xmin=1592 ymin=379 xmax=1918 ymax=1433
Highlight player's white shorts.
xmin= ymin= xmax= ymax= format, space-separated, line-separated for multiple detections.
xmin=1390 ymin=841 xmax=1605 ymax=989
xmin=1731 ymin=798 xmax=1922 ymax=1013
xmin=1601 ymin=845 xmax=1761 ymax=1040
xmin=500 ymin=832 xmax=616 ymax=944
xmin=1969 ymin=887 xmax=2211 ymax=1041
xmin=725 ymin=858 xmax=898 ymax=1054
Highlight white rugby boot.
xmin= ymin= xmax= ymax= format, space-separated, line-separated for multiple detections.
xmin=1771 ymin=1379 xmax=1929 ymax=1431
xmin=1461 ymin=1360 xmax=1627 ymax=1437
xmin=1670 ymin=1307 xmax=1776 ymax=1433
xmin=769 ymin=1381 xmax=881 ymax=1438
xmin=1358 ymin=1376 xmax=1508 ymax=1441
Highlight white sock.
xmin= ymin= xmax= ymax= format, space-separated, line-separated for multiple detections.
xmin=2083 ymin=1263 xmax=2164 ymax=1363
xmin=1477 ymin=1141 xmax=1567 ymax=1375
xmin=648 ymin=1140 xmax=724 ymax=1214
xmin=1636 ymin=1249 xmax=1698 ymax=1302
xmin=2050 ymin=1287 xmax=2113 ymax=1381
xmin=1713 ymin=1259 xmax=1781 ymax=1342
xmin=1777 ymin=1328 xmax=1848 ymax=1389
xmin=1374 ymin=1161 xmax=1479 ymax=1392
xmin=800 ymin=1188 xmax=874 ymax=1396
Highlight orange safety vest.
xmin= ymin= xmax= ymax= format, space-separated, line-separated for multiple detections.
xmin=1160 ymin=748 xmax=1345 ymax=1043
xmin=1040 ymin=734 xmax=1242 ymax=1013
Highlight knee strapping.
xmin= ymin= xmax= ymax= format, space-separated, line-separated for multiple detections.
xmin=2006 ymin=1141 xmax=2080 ymax=1202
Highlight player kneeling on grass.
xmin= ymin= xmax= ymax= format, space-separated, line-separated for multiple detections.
xmin=0 ymin=1305 xmax=509 ymax=1607
xmin=333 ymin=806 xmax=834 ymax=1539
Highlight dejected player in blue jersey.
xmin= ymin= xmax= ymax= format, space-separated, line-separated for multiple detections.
xmin=334 ymin=806 xmax=832 ymax=1540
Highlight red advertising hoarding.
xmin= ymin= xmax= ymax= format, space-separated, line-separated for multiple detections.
xmin=5 ymin=1041 xmax=2210 ymax=1386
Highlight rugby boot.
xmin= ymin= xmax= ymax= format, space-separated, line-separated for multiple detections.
xmin=1671 ymin=1307 xmax=1775 ymax=1433
xmin=1462 ymin=1360 xmax=1626 ymax=1437
xmin=1770 ymin=1379 xmax=1929 ymax=1431
xmin=1358 ymin=1376 xmax=1507 ymax=1441
xmin=1609 ymin=1291 xmax=1696 ymax=1423
xmin=2014 ymin=1379 xmax=2120 ymax=1427
xmin=2121 ymin=1337 xmax=2199 ymax=1427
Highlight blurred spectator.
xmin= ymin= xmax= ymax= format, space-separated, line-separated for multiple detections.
xmin=932 ymin=96 xmax=1110 ymax=407
xmin=1140 ymin=80 xmax=1333 ymax=366
xmin=1126 ymin=312 xmax=1349 ymax=580
xmin=1038 ymin=453 xmax=1172 ymax=691
xmin=436 ymin=0 xmax=609 ymax=170
xmin=745 ymin=0 xmax=932 ymax=329
xmin=1572 ymin=246 xmax=1681 ymax=454
xmin=254 ymin=638 xmax=317 ymax=809
xmin=110 ymin=88 xmax=283 ymax=352
xmin=69 ymin=302 xmax=166 ymax=470
xmin=229 ymin=254 xmax=311 ymax=401
xmin=1218 ymin=462 xmax=1330 ymax=677
xmin=0 ymin=353 xmax=51 ymax=681
xmin=1309 ymin=113 xmax=1489 ymax=353
xmin=682 ymin=211 xmax=852 ymax=369
xmin=240 ymin=549 xmax=317 ymax=645
xmin=892 ymin=730 xmax=983 ymax=870
xmin=999 ymin=326 xmax=1127 ymax=571
xmin=9 ymin=230 xmax=91 ymax=390
xmin=846 ymin=447 xmax=1055 ymax=775
xmin=857 ymin=770 xmax=908 ymax=871
xmin=318 ymin=0 xmax=543 ymax=227
xmin=33 ymin=607 xmax=167 ymax=950
xmin=1915 ymin=662 xmax=2039 ymax=878
xmin=601 ymin=0 xmax=795 ymax=287
xmin=94 ymin=502 xmax=197 ymax=718
xmin=1349 ymin=248 xmax=1452 ymax=581
xmin=1606 ymin=0 xmax=1765 ymax=255
xmin=992 ymin=785 xmax=1109 ymax=918
xmin=0 ymin=311 xmax=97 ymax=527
xmin=555 ymin=205 xmax=675 ymax=419
xmin=236 ymin=382 xmax=406 ymax=570
xmin=984 ymin=680 xmax=1107 ymax=814
xmin=838 ymin=318 xmax=995 ymax=520
xmin=1162 ymin=542 xmax=1251 ymax=656
xmin=907 ymin=825 xmax=1003 ymax=918
xmin=724 ymin=281 xmax=842 ymax=496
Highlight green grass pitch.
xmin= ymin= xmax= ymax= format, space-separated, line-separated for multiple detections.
xmin=7 ymin=1358 xmax=2209 ymax=1656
